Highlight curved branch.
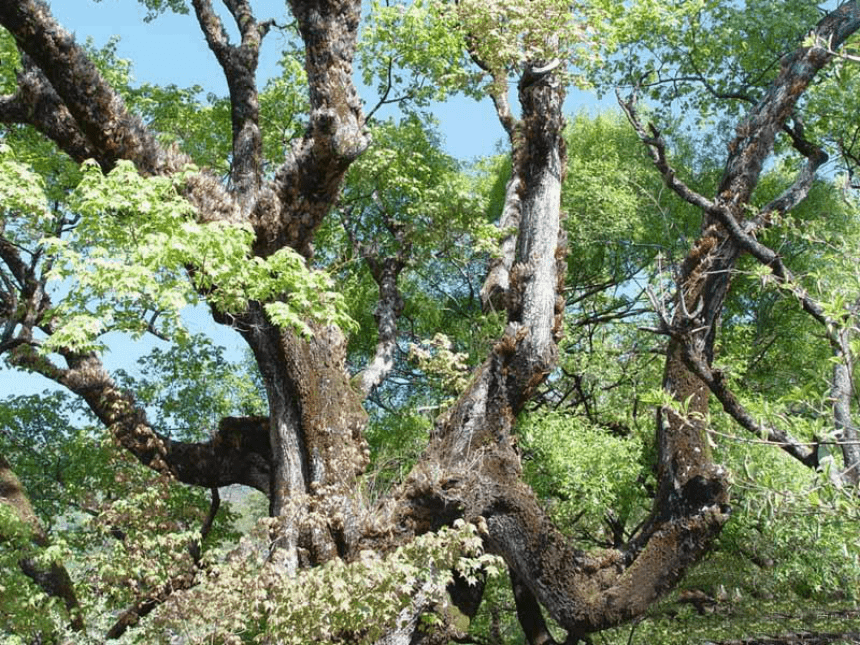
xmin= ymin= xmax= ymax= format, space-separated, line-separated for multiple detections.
xmin=0 ymin=453 xmax=85 ymax=634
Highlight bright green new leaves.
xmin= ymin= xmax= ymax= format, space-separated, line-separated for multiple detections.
xmin=359 ymin=0 xmax=480 ymax=108
xmin=0 ymin=144 xmax=53 ymax=225
xmin=42 ymin=160 xmax=355 ymax=349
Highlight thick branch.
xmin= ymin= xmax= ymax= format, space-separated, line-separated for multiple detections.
xmin=0 ymin=55 xmax=96 ymax=162
xmin=509 ymin=568 xmax=560 ymax=645
xmin=0 ymin=0 xmax=163 ymax=174
xmin=831 ymin=327 xmax=860 ymax=485
xmin=191 ymin=0 xmax=265 ymax=204
xmin=718 ymin=1 xmax=860 ymax=207
xmin=7 ymin=345 xmax=271 ymax=492
xmin=263 ymin=0 xmax=370 ymax=257
xmin=0 ymin=453 xmax=85 ymax=633
xmin=481 ymin=173 xmax=522 ymax=313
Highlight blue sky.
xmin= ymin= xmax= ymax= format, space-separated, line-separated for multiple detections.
xmin=49 ymin=0 xmax=613 ymax=158
xmin=1 ymin=0 xmax=613 ymax=399
xmin=51 ymin=0 xmax=516 ymax=159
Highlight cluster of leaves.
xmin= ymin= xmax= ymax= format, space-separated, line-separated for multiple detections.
xmin=454 ymin=0 xmax=604 ymax=79
xmin=358 ymin=0 xmax=481 ymax=109
xmin=520 ymin=411 xmax=648 ymax=539
xmin=146 ymin=518 xmax=501 ymax=645
xmin=0 ymin=504 xmax=73 ymax=639
xmin=408 ymin=333 xmax=471 ymax=397
xmin=42 ymin=158 xmax=354 ymax=346
xmin=115 ymin=334 xmax=266 ymax=438
xmin=0 ymin=412 xmax=238 ymax=643
xmin=0 ymin=333 xmax=265 ymax=641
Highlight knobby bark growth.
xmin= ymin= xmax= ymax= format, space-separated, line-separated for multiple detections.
xmin=0 ymin=0 xmax=858 ymax=642
xmin=621 ymin=0 xmax=860 ymax=487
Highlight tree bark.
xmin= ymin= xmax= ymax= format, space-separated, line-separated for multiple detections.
xmin=831 ymin=327 xmax=860 ymax=485
xmin=0 ymin=454 xmax=85 ymax=634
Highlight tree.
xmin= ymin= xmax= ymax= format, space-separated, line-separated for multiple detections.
xmin=1 ymin=0 xmax=860 ymax=643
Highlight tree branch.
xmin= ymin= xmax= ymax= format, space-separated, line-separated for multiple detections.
xmin=618 ymin=93 xmax=722 ymax=217
xmin=191 ymin=0 xmax=266 ymax=205
xmin=0 ymin=0 xmax=163 ymax=173
xmin=0 ymin=56 xmax=96 ymax=162
xmin=8 ymin=344 xmax=272 ymax=492
xmin=678 ymin=341 xmax=818 ymax=468
xmin=0 ymin=453 xmax=85 ymax=634
xmin=355 ymin=255 xmax=406 ymax=398
xmin=263 ymin=0 xmax=370 ymax=258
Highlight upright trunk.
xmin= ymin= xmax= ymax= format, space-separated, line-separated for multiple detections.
xmin=652 ymin=226 xmax=738 ymax=522
xmin=832 ymin=327 xmax=860 ymax=485
xmin=236 ymin=304 xmax=369 ymax=566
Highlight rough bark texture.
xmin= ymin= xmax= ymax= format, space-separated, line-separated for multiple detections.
xmin=0 ymin=454 xmax=85 ymax=633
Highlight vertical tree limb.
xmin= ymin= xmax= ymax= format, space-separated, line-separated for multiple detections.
xmin=0 ymin=453 xmax=85 ymax=633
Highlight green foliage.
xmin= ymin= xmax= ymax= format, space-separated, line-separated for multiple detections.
xmin=363 ymin=407 xmax=432 ymax=499
xmin=707 ymin=407 xmax=860 ymax=602
xmin=359 ymin=0 xmax=480 ymax=108
xmin=147 ymin=518 xmax=501 ymax=644
xmin=0 ymin=406 xmax=240 ymax=642
xmin=0 ymin=143 xmax=53 ymax=222
xmin=520 ymin=411 xmax=648 ymax=537
xmin=128 ymin=83 xmax=233 ymax=173
xmin=562 ymin=111 xmax=704 ymax=288
xmin=43 ymin=159 xmax=355 ymax=348
xmin=259 ymin=52 xmax=310 ymax=167
xmin=598 ymin=0 xmax=822 ymax=119
xmin=342 ymin=116 xmax=493 ymax=257
xmin=454 ymin=0 xmax=603 ymax=81
xmin=0 ymin=392 xmax=111 ymax=526
xmin=0 ymin=503 xmax=69 ymax=641
xmin=116 ymin=334 xmax=265 ymax=439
